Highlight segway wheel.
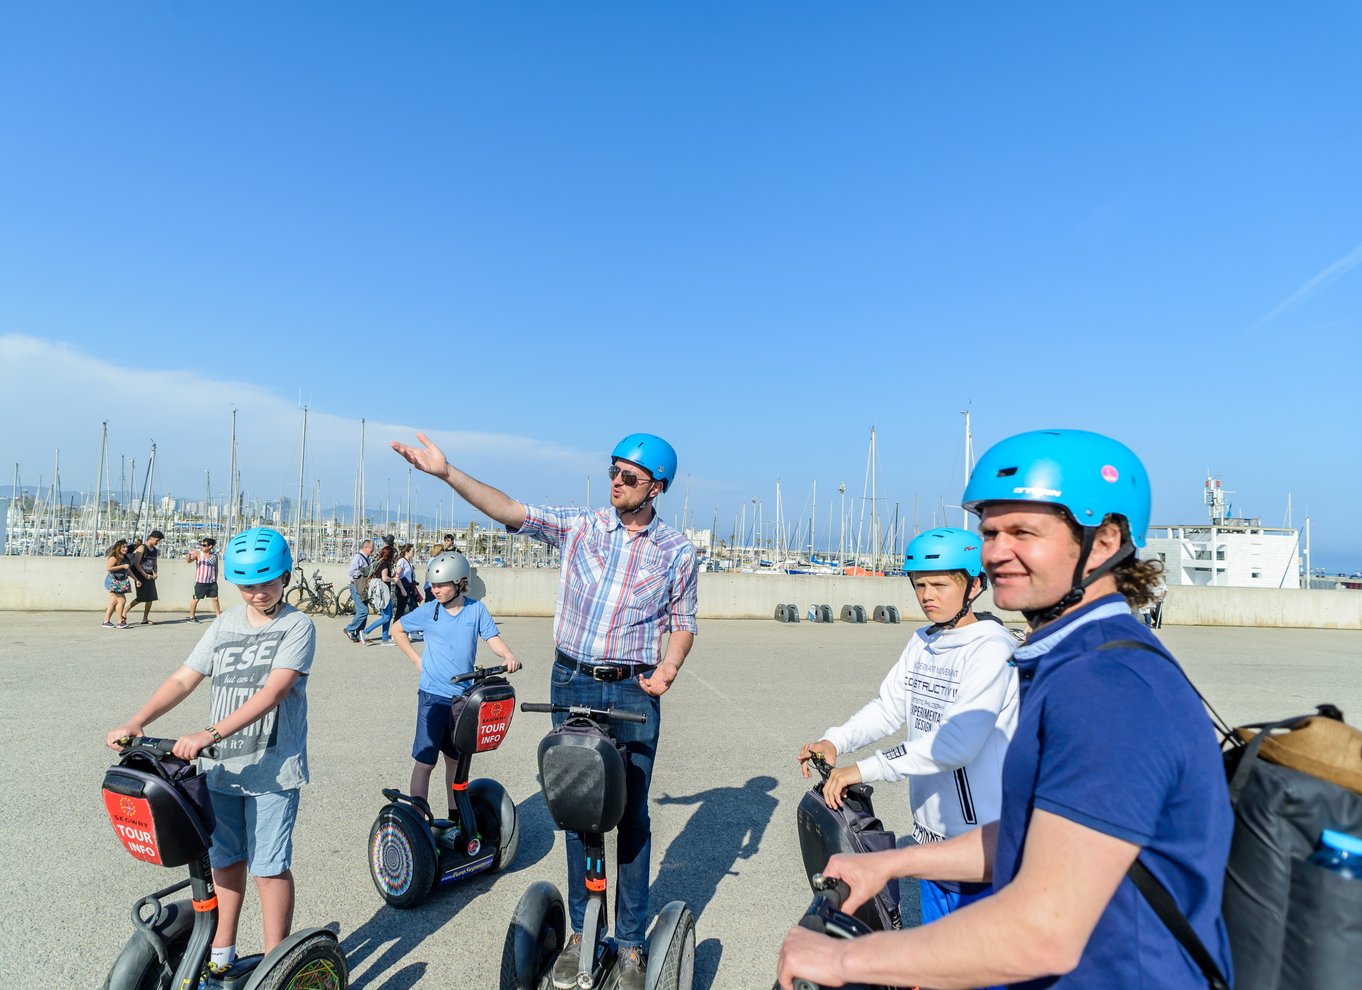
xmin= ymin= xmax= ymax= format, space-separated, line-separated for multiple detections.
xmin=470 ymin=778 xmax=520 ymax=872
xmin=499 ymin=881 xmax=566 ymax=990
xmin=102 ymin=898 xmax=194 ymax=990
xmin=648 ymin=906 xmax=696 ymax=990
xmin=252 ymin=934 xmax=347 ymax=990
xmin=368 ymin=805 xmax=436 ymax=908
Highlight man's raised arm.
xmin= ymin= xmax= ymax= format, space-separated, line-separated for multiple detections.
xmin=392 ymin=432 xmax=527 ymax=530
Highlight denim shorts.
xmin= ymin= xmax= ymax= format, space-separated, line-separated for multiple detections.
xmin=412 ymin=690 xmax=460 ymax=765
xmin=208 ymin=788 xmax=300 ymax=876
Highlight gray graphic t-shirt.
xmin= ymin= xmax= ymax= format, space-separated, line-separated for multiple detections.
xmin=185 ymin=604 xmax=314 ymax=795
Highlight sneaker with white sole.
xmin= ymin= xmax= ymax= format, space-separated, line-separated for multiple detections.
xmin=101 ymin=621 xmax=114 ymax=628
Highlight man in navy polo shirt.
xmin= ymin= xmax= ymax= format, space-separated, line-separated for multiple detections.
xmin=778 ymin=429 xmax=1232 ymax=990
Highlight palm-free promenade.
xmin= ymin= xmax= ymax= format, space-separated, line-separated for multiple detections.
xmin=2 ymin=612 xmax=1359 ymax=990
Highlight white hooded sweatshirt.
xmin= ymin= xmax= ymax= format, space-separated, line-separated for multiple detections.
xmin=823 ymin=617 xmax=1019 ymax=844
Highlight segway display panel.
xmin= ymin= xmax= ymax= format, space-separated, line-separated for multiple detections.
xmin=537 ymin=718 xmax=628 ymax=833
xmin=450 ymin=678 xmax=517 ymax=754
xmin=102 ymin=748 xmax=214 ymax=868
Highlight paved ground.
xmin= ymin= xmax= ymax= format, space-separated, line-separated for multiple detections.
xmin=2 ymin=608 xmax=1360 ymax=990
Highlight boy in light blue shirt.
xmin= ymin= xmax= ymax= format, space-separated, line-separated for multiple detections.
xmin=393 ymin=552 xmax=519 ymax=815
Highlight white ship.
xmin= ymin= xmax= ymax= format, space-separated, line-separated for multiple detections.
xmin=1144 ymin=477 xmax=1302 ymax=589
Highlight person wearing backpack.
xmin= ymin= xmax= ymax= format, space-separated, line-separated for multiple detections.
xmin=778 ymin=430 xmax=1233 ymax=990
xmin=797 ymin=527 xmax=1019 ymax=931
xmin=342 ymin=538 xmax=374 ymax=643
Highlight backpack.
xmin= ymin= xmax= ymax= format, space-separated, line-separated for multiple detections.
xmin=1102 ymin=640 xmax=1362 ymax=990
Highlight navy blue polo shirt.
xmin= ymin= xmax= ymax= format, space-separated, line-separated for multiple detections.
xmin=995 ymin=595 xmax=1233 ymax=988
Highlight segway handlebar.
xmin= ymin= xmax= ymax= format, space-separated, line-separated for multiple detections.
xmin=519 ymin=701 xmax=647 ymax=724
xmin=450 ymin=664 xmax=514 ymax=685
xmin=117 ymin=736 xmax=220 ymax=760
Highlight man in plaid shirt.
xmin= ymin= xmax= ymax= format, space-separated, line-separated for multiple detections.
xmin=394 ymin=430 xmax=697 ymax=990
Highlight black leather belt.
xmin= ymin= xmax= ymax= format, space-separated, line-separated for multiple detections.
xmin=554 ymin=649 xmax=655 ymax=682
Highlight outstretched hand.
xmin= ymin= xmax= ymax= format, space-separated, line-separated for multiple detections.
xmin=391 ymin=432 xmax=450 ymax=480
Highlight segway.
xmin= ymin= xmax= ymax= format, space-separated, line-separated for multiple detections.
xmin=103 ymin=737 xmax=347 ymax=990
xmin=777 ymin=874 xmax=897 ymax=990
xmin=368 ymin=664 xmax=520 ymax=908
xmin=500 ymin=701 xmax=695 ymax=990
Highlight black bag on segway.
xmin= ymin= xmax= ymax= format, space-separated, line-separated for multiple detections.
xmin=538 ymin=717 xmax=629 ymax=834
xmin=101 ymin=746 xmax=215 ymax=868
xmin=797 ymin=778 xmax=902 ymax=932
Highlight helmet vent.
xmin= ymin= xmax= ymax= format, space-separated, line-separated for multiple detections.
xmin=996 ymin=467 xmax=1018 ymax=478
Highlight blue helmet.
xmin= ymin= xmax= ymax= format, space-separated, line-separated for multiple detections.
xmin=961 ymin=430 xmax=1150 ymax=547
xmin=611 ymin=433 xmax=677 ymax=493
xmin=903 ymin=527 xmax=984 ymax=577
xmin=223 ymin=527 xmax=293 ymax=585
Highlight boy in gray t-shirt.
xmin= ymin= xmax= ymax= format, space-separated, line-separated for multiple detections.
xmin=107 ymin=527 xmax=312 ymax=979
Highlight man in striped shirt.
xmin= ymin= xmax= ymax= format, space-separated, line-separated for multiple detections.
xmin=186 ymin=537 xmax=222 ymax=622
xmin=394 ymin=430 xmax=698 ymax=990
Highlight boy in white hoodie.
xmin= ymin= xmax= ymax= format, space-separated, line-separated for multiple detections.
xmin=799 ymin=527 xmax=1019 ymax=924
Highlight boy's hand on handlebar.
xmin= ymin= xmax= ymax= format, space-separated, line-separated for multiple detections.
xmin=504 ymin=655 xmax=521 ymax=674
xmin=799 ymin=740 xmax=838 ymax=778
xmin=821 ymin=764 xmax=862 ymax=810
xmin=173 ymin=730 xmax=217 ymax=760
xmin=777 ymin=925 xmax=848 ymax=990
xmin=823 ymin=851 xmax=894 ymax=916
xmin=107 ymin=724 xmax=142 ymax=750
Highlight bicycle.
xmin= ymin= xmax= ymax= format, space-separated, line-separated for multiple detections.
xmin=286 ymin=567 xmax=339 ymax=616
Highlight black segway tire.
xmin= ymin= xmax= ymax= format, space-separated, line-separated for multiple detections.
xmin=103 ymin=898 xmax=194 ymax=990
xmin=646 ymin=904 xmax=696 ymax=990
xmin=470 ymin=778 xmax=520 ymax=873
xmin=499 ymin=881 xmax=566 ymax=990
xmin=252 ymin=933 xmax=347 ymax=990
xmin=368 ymin=803 xmax=437 ymax=908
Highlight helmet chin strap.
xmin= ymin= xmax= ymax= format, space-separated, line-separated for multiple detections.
xmin=928 ymin=576 xmax=986 ymax=633
xmin=263 ymin=573 xmax=291 ymax=616
xmin=1022 ymin=529 xmax=1135 ymax=627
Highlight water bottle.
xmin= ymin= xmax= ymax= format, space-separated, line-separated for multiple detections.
xmin=1308 ymin=829 xmax=1362 ymax=880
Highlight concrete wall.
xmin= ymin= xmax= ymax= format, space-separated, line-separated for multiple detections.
xmin=4 ymin=557 xmax=1362 ymax=629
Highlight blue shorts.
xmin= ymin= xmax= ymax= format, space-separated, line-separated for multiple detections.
xmin=208 ymin=789 xmax=300 ymax=876
xmin=412 ymin=689 xmax=462 ymax=765
xmin=919 ymin=878 xmax=994 ymax=923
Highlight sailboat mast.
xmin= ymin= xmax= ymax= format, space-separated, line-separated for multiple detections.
xmin=229 ymin=409 xmax=238 ymax=540
xmin=295 ymin=406 xmax=307 ymax=557
xmin=962 ymin=407 xmax=974 ymax=528
xmin=92 ymin=421 xmax=107 ymax=554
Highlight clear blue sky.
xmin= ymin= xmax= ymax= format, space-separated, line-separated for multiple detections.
xmin=2 ymin=3 xmax=1359 ymax=569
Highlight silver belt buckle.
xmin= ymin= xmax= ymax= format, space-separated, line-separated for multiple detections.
xmin=590 ymin=664 xmax=616 ymax=681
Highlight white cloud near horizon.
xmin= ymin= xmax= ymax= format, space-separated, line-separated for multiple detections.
xmin=1257 ymin=239 xmax=1362 ymax=326
xmin=0 ymin=335 xmax=600 ymax=512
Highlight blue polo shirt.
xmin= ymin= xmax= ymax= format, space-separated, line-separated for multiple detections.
xmin=995 ymin=596 xmax=1233 ymax=988
xmin=396 ymin=597 xmax=499 ymax=699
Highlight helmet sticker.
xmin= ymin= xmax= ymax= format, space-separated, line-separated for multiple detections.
xmin=1101 ymin=465 xmax=1119 ymax=483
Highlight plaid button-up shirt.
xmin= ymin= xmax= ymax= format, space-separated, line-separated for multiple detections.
xmin=513 ymin=504 xmax=699 ymax=666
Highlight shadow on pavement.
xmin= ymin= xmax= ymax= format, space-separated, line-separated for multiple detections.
xmin=652 ymin=775 xmax=778 ymax=989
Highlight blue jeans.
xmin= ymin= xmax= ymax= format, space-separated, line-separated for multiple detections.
xmin=344 ymin=581 xmax=370 ymax=635
xmin=550 ymin=661 xmax=660 ymax=949
xmin=362 ymin=596 xmax=395 ymax=641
